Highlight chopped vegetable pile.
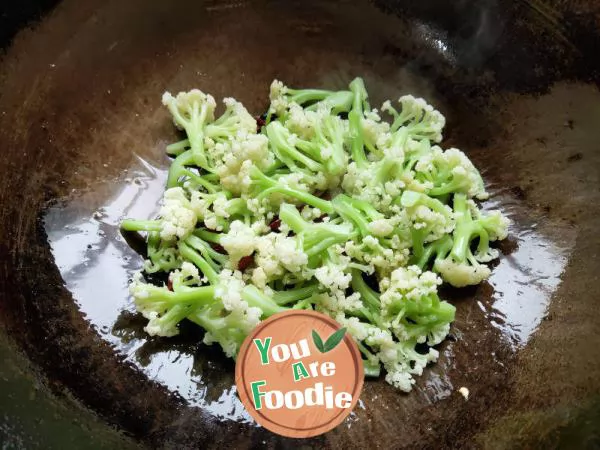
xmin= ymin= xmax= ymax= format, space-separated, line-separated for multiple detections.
xmin=121 ymin=77 xmax=509 ymax=391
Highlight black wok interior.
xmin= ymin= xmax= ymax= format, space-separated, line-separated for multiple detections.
xmin=0 ymin=0 xmax=599 ymax=448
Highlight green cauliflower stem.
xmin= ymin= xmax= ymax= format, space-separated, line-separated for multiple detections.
xmin=269 ymin=79 xmax=354 ymax=118
xmin=279 ymin=203 xmax=355 ymax=263
xmin=348 ymin=77 xmax=370 ymax=167
xmin=249 ymin=165 xmax=334 ymax=213
xmin=162 ymin=90 xmax=216 ymax=176
xmin=433 ymin=194 xmax=509 ymax=287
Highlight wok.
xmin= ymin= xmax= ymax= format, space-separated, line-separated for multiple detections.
xmin=0 ymin=0 xmax=599 ymax=448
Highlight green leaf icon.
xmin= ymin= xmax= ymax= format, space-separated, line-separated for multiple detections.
xmin=323 ymin=327 xmax=347 ymax=352
xmin=312 ymin=327 xmax=347 ymax=353
xmin=312 ymin=329 xmax=325 ymax=352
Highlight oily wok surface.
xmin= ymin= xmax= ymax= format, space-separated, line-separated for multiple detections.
xmin=0 ymin=0 xmax=599 ymax=448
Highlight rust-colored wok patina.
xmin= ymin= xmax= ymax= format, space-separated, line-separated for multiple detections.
xmin=0 ymin=0 xmax=599 ymax=448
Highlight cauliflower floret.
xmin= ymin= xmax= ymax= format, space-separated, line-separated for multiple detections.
xmin=245 ymin=195 xmax=274 ymax=221
xmin=384 ymin=347 xmax=439 ymax=392
xmin=345 ymin=236 xmax=409 ymax=276
xmin=379 ymin=265 xmax=441 ymax=313
xmin=300 ymin=206 xmax=323 ymax=221
xmin=189 ymin=191 xmax=234 ymax=232
xmin=202 ymin=332 xmax=238 ymax=358
xmin=129 ymin=271 xmax=150 ymax=301
xmin=214 ymin=269 xmax=246 ymax=311
xmin=221 ymin=97 xmax=257 ymax=134
xmin=159 ymin=187 xmax=197 ymax=241
xmin=479 ymin=209 xmax=510 ymax=241
xmin=214 ymin=133 xmax=272 ymax=195
xmin=169 ymin=261 xmax=200 ymax=287
xmin=314 ymin=264 xmax=351 ymax=291
xmin=144 ymin=317 xmax=176 ymax=338
xmin=428 ymin=322 xmax=451 ymax=346
xmin=129 ymin=270 xmax=196 ymax=338
xmin=255 ymin=233 xmax=308 ymax=279
xmin=251 ymin=267 xmax=268 ymax=289
xmin=189 ymin=191 xmax=211 ymax=218
xmin=212 ymin=194 xmax=233 ymax=219
xmin=385 ymin=369 xmax=415 ymax=392
xmin=354 ymin=318 xmax=441 ymax=392
xmin=401 ymin=171 xmax=434 ymax=193
xmin=362 ymin=109 xmax=391 ymax=151
xmin=384 ymin=180 xmax=404 ymax=198
xmin=220 ymin=220 xmax=258 ymax=266
xmin=368 ymin=219 xmax=395 ymax=237
xmin=204 ymin=216 xmax=221 ymax=231
xmin=434 ymin=257 xmax=491 ymax=287
xmin=364 ymin=327 xmax=397 ymax=362
xmin=475 ymin=248 xmax=500 ymax=263
xmin=269 ymin=79 xmax=289 ymax=115
xmin=230 ymin=159 xmax=259 ymax=195
xmin=342 ymin=162 xmax=397 ymax=211
xmin=413 ymin=204 xmax=454 ymax=241
xmin=278 ymin=172 xmax=310 ymax=191
xmin=400 ymin=190 xmax=455 ymax=243
xmin=199 ymin=272 xmax=264 ymax=358
xmin=142 ymin=246 xmax=181 ymax=274
xmin=272 ymin=235 xmax=308 ymax=272
xmin=341 ymin=162 xmax=371 ymax=195
xmin=316 ymin=292 xmax=363 ymax=314
xmin=382 ymin=95 xmax=445 ymax=143
xmin=162 ymin=89 xmax=217 ymax=129
xmin=285 ymin=102 xmax=321 ymax=140
xmin=231 ymin=305 xmax=263 ymax=335
xmin=335 ymin=314 xmax=370 ymax=342
xmin=415 ymin=147 xmax=488 ymax=200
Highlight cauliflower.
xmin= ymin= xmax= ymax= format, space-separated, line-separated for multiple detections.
xmin=220 ymin=220 xmax=257 ymax=266
xmin=401 ymin=190 xmax=455 ymax=244
xmin=206 ymin=97 xmax=257 ymax=139
xmin=368 ymin=218 xmax=395 ymax=237
xmin=214 ymin=269 xmax=247 ymax=311
xmin=285 ymin=102 xmax=320 ymax=139
xmin=162 ymin=89 xmax=217 ymax=131
xmin=300 ymin=205 xmax=323 ymax=221
xmin=429 ymin=193 xmax=510 ymax=287
xmin=129 ymin=270 xmax=215 ymax=338
xmin=434 ymin=257 xmax=491 ymax=287
xmin=213 ymin=133 xmax=272 ymax=195
xmin=269 ymin=79 xmax=289 ymax=115
xmin=255 ymin=232 xmax=309 ymax=279
xmin=251 ymin=267 xmax=268 ymax=289
xmin=362 ymin=109 xmax=391 ymax=154
xmin=381 ymin=94 xmax=446 ymax=143
xmin=317 ymin=292 xmax=363 ymax=313
xmin=379 ymin=265 xmax=442 ymax=317
xmin=120 ymin=76 xmax=510 ymax=392
xmin=345 ymin=236 xmax=409 ymax=277
xmin=169 ymin=261 xmax=201 ymax=288
xmin=159 ymin=187 xmax=197 ymax=241
xmin=314 ymin=264 xmax=352 ymax=292
xmin=415 ymin=147 xmax=488 ymax=200
xmin=162 ymin=89 xmax=217 ymax=174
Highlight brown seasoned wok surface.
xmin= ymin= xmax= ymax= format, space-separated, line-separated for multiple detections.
xmin=0 ymin=0 xmax=599 ymax=448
